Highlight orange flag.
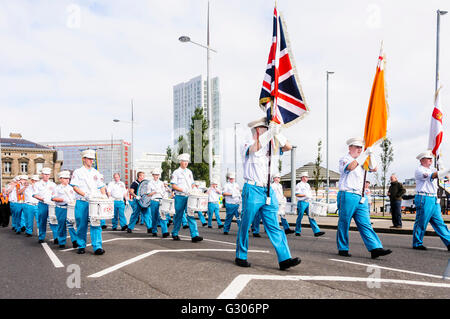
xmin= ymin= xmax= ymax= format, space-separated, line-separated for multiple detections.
xmin=363 ymin=42 xmax=389 ymax=170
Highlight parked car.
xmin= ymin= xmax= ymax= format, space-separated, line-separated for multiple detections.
xmin=317 ymin=198 xmax=338 ymax=214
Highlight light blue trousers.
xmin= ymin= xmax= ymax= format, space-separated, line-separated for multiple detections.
xmin=280 ymin=216 xmax=290 ymax=230
xmin=337 ymin=191 xmax=382 ymax=252
xmin=171 ymin=195 xmax=199 ymax=238
xmin=23 ymin=203 xmax=38 ymax=235
xmin=112 ymin=200 xmax=127 ymax=229
xmin=295 ymin=201 xmax=321 ymax=234
xmin=196 ymin=211 xmax=207 ymax=225
xmin=128 ymin=200 xmax=152 ymax=230
xmin=224 ymin=203 xmax=240 ymax=233
xmin=413 ymin=195 xmax=450 ymax=248
xmin=55 ymin=206 xmax=78 ymax=245
xmin=10 ymin=202 xmax=22 ymax=231
xmin=75 ymin=200 xmax=102 ymax=250
xmin=38 ymin=202 xmax=58 ymax=241
xmin=207 ymin=202 xmax=222 ymax=227
xmin=150 ymin=200 xmax=168 ymax=234
xmin=236 ymin=183 xmax=291 ymax=262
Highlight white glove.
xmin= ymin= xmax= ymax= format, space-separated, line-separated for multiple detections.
xmin=275 ymin=133 xmax=288 ymax=147
xmin=135 ymin=195 xmax=141 ymax=200
xmin=84 ymin=192 xmax=91 ymax=201
xmin=101 ymin=194 xmax=108 ymax=199
xmin=258 ymin=122 xmax=280 ymax=148
xmin=437 ymin=158 xmax=445 ymax=171
xmin=367 ymin=149 xmax=377 ymax=170
xmin=355 ymin=147 xmax=371 ymax=166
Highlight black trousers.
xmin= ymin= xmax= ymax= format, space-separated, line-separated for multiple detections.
xmin=0 ymin=203 xmax=11 ymax=227
xmin=390 ymin=200 xmax=402 ymax=227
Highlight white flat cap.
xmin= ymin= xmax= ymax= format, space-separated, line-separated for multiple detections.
xmin=300 ymin=171 xmax=309 ymax=178
xmin=41 ymin=167 xmax=52 ymax=175
xmin=346 ymin=137 xmax=365 ymax=147
xmin=81 ymin=149 xmax=96 ymax=159
xmin=13 ymin=176 xmax=20 ymax=182
xmin=178 ymin=153 xmax=190 ymax=162
xmin=227 ymin=172 xmax=236 ymax=179
xmin=248 ymin=117 xmax=269 ymax=129
xmin=211 ymin=178 xmax=219 ymax=185
xmin=19 ymin=175 xmax=28 ymax=180
xmin=31 ymin=175 xmax=40 ymax=181
xmin=152 ymin=167 xmax=162 ymax=175
xmin=416 ymin=150 xmax=434 ymax=160
xmin=58 ymin=171 xmax=71 ymax=179
xmin=272 ymin=172 xmax=281 ymax=178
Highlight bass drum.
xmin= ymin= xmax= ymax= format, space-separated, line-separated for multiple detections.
xmin=137 ymin=179 xmax=152 ymax=208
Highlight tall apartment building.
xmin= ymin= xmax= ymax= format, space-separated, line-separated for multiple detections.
xmin=134 ymin=152 xmax=166 ymax=180
xmin=173 ymin=75 xmax=221 ymax=179
xmin=41 ymin=139 xmax=131 ymax=186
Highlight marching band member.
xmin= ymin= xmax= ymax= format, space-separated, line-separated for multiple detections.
xmin=170 ymin=153 xmax=203 ymax=242
xmin=294 ymin=172 xmax=325 ymax=237
xmin=412 ymin=151 xmax=450 ymax=251
xmin=193 ymin=182 xmax=208 ymax=227
xmin=163 ymin=181 xmax=174 ymax=225
xmin=99 ymin=174 xmax=108 ymax=230
xmin=337 ymin=137 xmax=392 ymax=259
xmin=148 ymin=168 xmax=170 ymax=237
xmin=0 ymin=186 xmax=10 ymax=227
xmin=34 ymin=168 xmax=58 ymax=244
xmin=222 ymin=172 xmax=241 ymax=235
xmin=107 ymin=173 xmax=128 ymax=231
xmin=52 ymin=171 xmax=78 ymax=249
xmin=271 ymin=173 xmax=294 ymax=234
xmin=7 ymin=177 xmax=20 ymax=232
xmin=235 ymin=117 xmax=300 ymax=270
xmin=23 ymin=175 xmax=40 ymax=237
xmin=70 ymin=149 xmax=107 ymax=255
xmin=15 ymin=175 xmax=28 ymax=234
xmin=127 ymin=171 xmax=152 ymax=233
xmin=206 ymin=178 xmax=223 ymax=229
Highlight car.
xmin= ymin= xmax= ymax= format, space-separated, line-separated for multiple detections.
xmin=317 ymin=198 xmax=338 ymax=214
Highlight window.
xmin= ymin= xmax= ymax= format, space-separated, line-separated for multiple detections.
xmin=20 ymin=162 xmax=28 ymax=173
xmin=3 ymin=162 xmax=11 ymax=173
xmin=21 ymin=153 xmax=27 ymax=156
xmin=36 ymin=162 xmax=43 ymax=174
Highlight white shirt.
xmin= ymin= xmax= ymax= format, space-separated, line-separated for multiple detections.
xmin=148 ymin=179 xmax=166 ymax=200
xmin=34 ymin=180 xmax=57 ymax=202
xmin=70 ymin=166 xmax=105 ymax=200
xmin=271 ymin=182 xmax=286 ymax=203
xmin=242 ymin=139 xmax=270 ymax=186
xmin=52 ymin=184 xmax=76 ymax=205
xmin=107 ymin=180 xmax=127 ymax=200
xmin=170 ymin=167 xmax=195 ymax=195
xmin=295 ymin=181 xmax=312 ymax=201
xmin=338 ymin=153 xmax=365 ymax=193
xmin=7 ymin=184 xmax=18 ymax=203
xmin=208 ymin=186 xmax=221 ymax=203
xmin=222 ymin=181 xmax=241 ymax=204
xmin=415 ymin=165 xmax=438 ymax=194
xmin=24 ymin=184 xmax=39 ymax=204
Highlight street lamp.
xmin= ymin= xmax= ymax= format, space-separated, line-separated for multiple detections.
xmin=113 ymin=99 xmax=135 ymax=187
xmin=179 ymin=0 xmax=217 ymax=184
xmin=436 ymin=10 xmax=447 ymax=92
xmin=326 ymin=71 xmax=334 ymax=204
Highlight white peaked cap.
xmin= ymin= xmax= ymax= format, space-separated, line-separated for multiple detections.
xmin=300 ymin=171 xmax=309 ymax=178
xmin=346 ymin=137 xmax=365 ymax=147
xmin=41 ymin=167 xmax=52 ymax=175
xmin=416 ymin=150 xmax=434 ymax=160
xmin=227 ymin=172 xmax=236 ymax=179
xmin=31 ymin=175 xmax=40 ymax=181
xmin=152 ymin=167 xmax=162 ymax=175
xmin=272 ymin=172 xmax=281 ymax=178
xmin=58 ymin=171 xmax=71 ymax=179
xmin=178 ymin=153 xmax=190 ymax=162
xmin=248 ymin=117 xmax=269 ymax=129
xmin=81 ymin=149 xmax=96 ymax=159
xmin=19 ymin=175 xmax=29 ymax=180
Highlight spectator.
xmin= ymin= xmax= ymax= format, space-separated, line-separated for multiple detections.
xmin=388 ymin=174 xmax=406 ymax=229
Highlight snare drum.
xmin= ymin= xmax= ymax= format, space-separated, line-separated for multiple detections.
xmin=160 ymin=198 xmax=175 ymax=216
xmin=47 ymin=202 xmax=58 ymax=225
xmin=309 ymin=201 xmax=328 ymax=218
xmin=187 ymin=194 xmax=209 ymax=213
xmin=284 ymin=202 xmax=297 ymax=215
xmin=89 ymin=198 xmax=114 ymax=221
xmin=67 ymin=203 xmax=76 ymax=224
xmin=278 ymin=202 xmax=286 ymax=217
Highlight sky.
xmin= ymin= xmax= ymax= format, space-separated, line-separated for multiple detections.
xmin=1 ymin=0 xmax=450 ymax=185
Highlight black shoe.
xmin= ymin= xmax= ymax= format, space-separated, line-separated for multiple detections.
xmin=53 ymin=238 xmax=59 ymax=245
xmin=235 ymin=258 xmax=251 ymax=267
xmin=121 ymin=225 xmax=128 ymax=231
xmin=77 ymin=248 xmax=85 ymax=254
xmin=147 ymin=228 xmax=152 ymax=233
xmin=25 ymin=233 xmax=32 ymax=237
xmin=112 ymin=228 xmax=117 ymax=231
xmin=12 ymin=227 xmax=16 ymax=232
xmin=38 ymin=239 xmax=44 ymax=244
xmin=218 ymin=225 xmax=224 ymax=229
xmin=314 ymin=231 xmax=325 ymax=237
xmin=182 ymin=225 xmax=189 ymax=229
xmin=223 ymin=232 xmax=229 ymax=235
xmin=152 ymin=233 xmax=157 ymax=237
xmin=284 ymin=229 xmax=295 ymax=234
xmin=208 ymin=226 xmax=212 ymax=228
xmin=59 ymin=244 xmax=66 ymax=249
xmin=16 ymin=231 xmax=21 ymax=235
xmin=253 ymin=233 xmax=261 ymax=238
xmin=21 ymin=226 xmax=26 ymax=232
xmin=370 ymin=248 xmax=392 ymax=259
xmin=94 ymin=248 xmax=105 ymax=255
xmin=72 ymin=241 xmax=79 ymax=248
xmin=162 ymin=232 xmax=170 ymax=238
xmin=101 ymin=225 xmax=107 ymax=230
xmin=447 ymin=245 xmax=450 ymax=251
xmin=279 ymin=257 xmax=301 ymax=270
xmin=172 ymin=235 xmax=180 ymax=241
xmin=202 ymin=223 xmax=207 ymax=227
xmin=191 ymin=236 xmax=203 ymax=243
xmin=338 ymin=250 xmax=352 ymax=257
xmin=413 ymin=245 xmax=427 ymax=251
xmin=295 ymin=233 xmax=301 ymax=237
xmin=127 ymin=228 xmax=132 ymax=233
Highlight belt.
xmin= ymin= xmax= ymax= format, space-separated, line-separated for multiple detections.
xmin=26 ymin=202 xmax=38 ymax=206
xmin=417 ymin=192 xmax=437 ymax=197
xmin=245 ymin=180 xmax=267 ymax=187
xmin=152 ymin=198 xmax=162 ymax=202
xmin=112 ymin=197 xmax=123 ymax=201
xmin=342 ymin=190 xmax=362 ymax=196
xmin=56 ymin=205 xmax=68 ymax=209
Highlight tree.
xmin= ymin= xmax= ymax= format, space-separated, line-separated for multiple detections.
xmin=312 ymin=139 xmax=323 ymax=197
xmin=379 ymin=137 xmax=394 ymax=215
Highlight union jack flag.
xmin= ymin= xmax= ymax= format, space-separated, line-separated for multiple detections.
xmin=259 ymin=7 xmax=309 ymax=127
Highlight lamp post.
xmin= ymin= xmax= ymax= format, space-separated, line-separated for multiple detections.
xmin=326 ymin=71 xmax=334 ymax=204
xmin=436 ymin=10 xmax=447 ymax=93
xmin=234 ymin=122 xmax=240 ymax=174
xmin=113 ymin=99 xmax=135 ymax=187
xmin=179 ymin=0 xmax=217 ymax=184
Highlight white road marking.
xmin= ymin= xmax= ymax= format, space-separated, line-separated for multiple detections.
xmin=217 ymin=274 xmax=450 ymax=299
xmin=88 ymin=249 xmax=270 ymax=278
xmin=330 ymin=258 xmax=447 ymax=280
xmin=41 ymin=242 xmax=64 ymax=268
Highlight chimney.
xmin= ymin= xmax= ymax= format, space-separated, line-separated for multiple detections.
xmin=9 ymin=133 xmax=22 ymax=139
